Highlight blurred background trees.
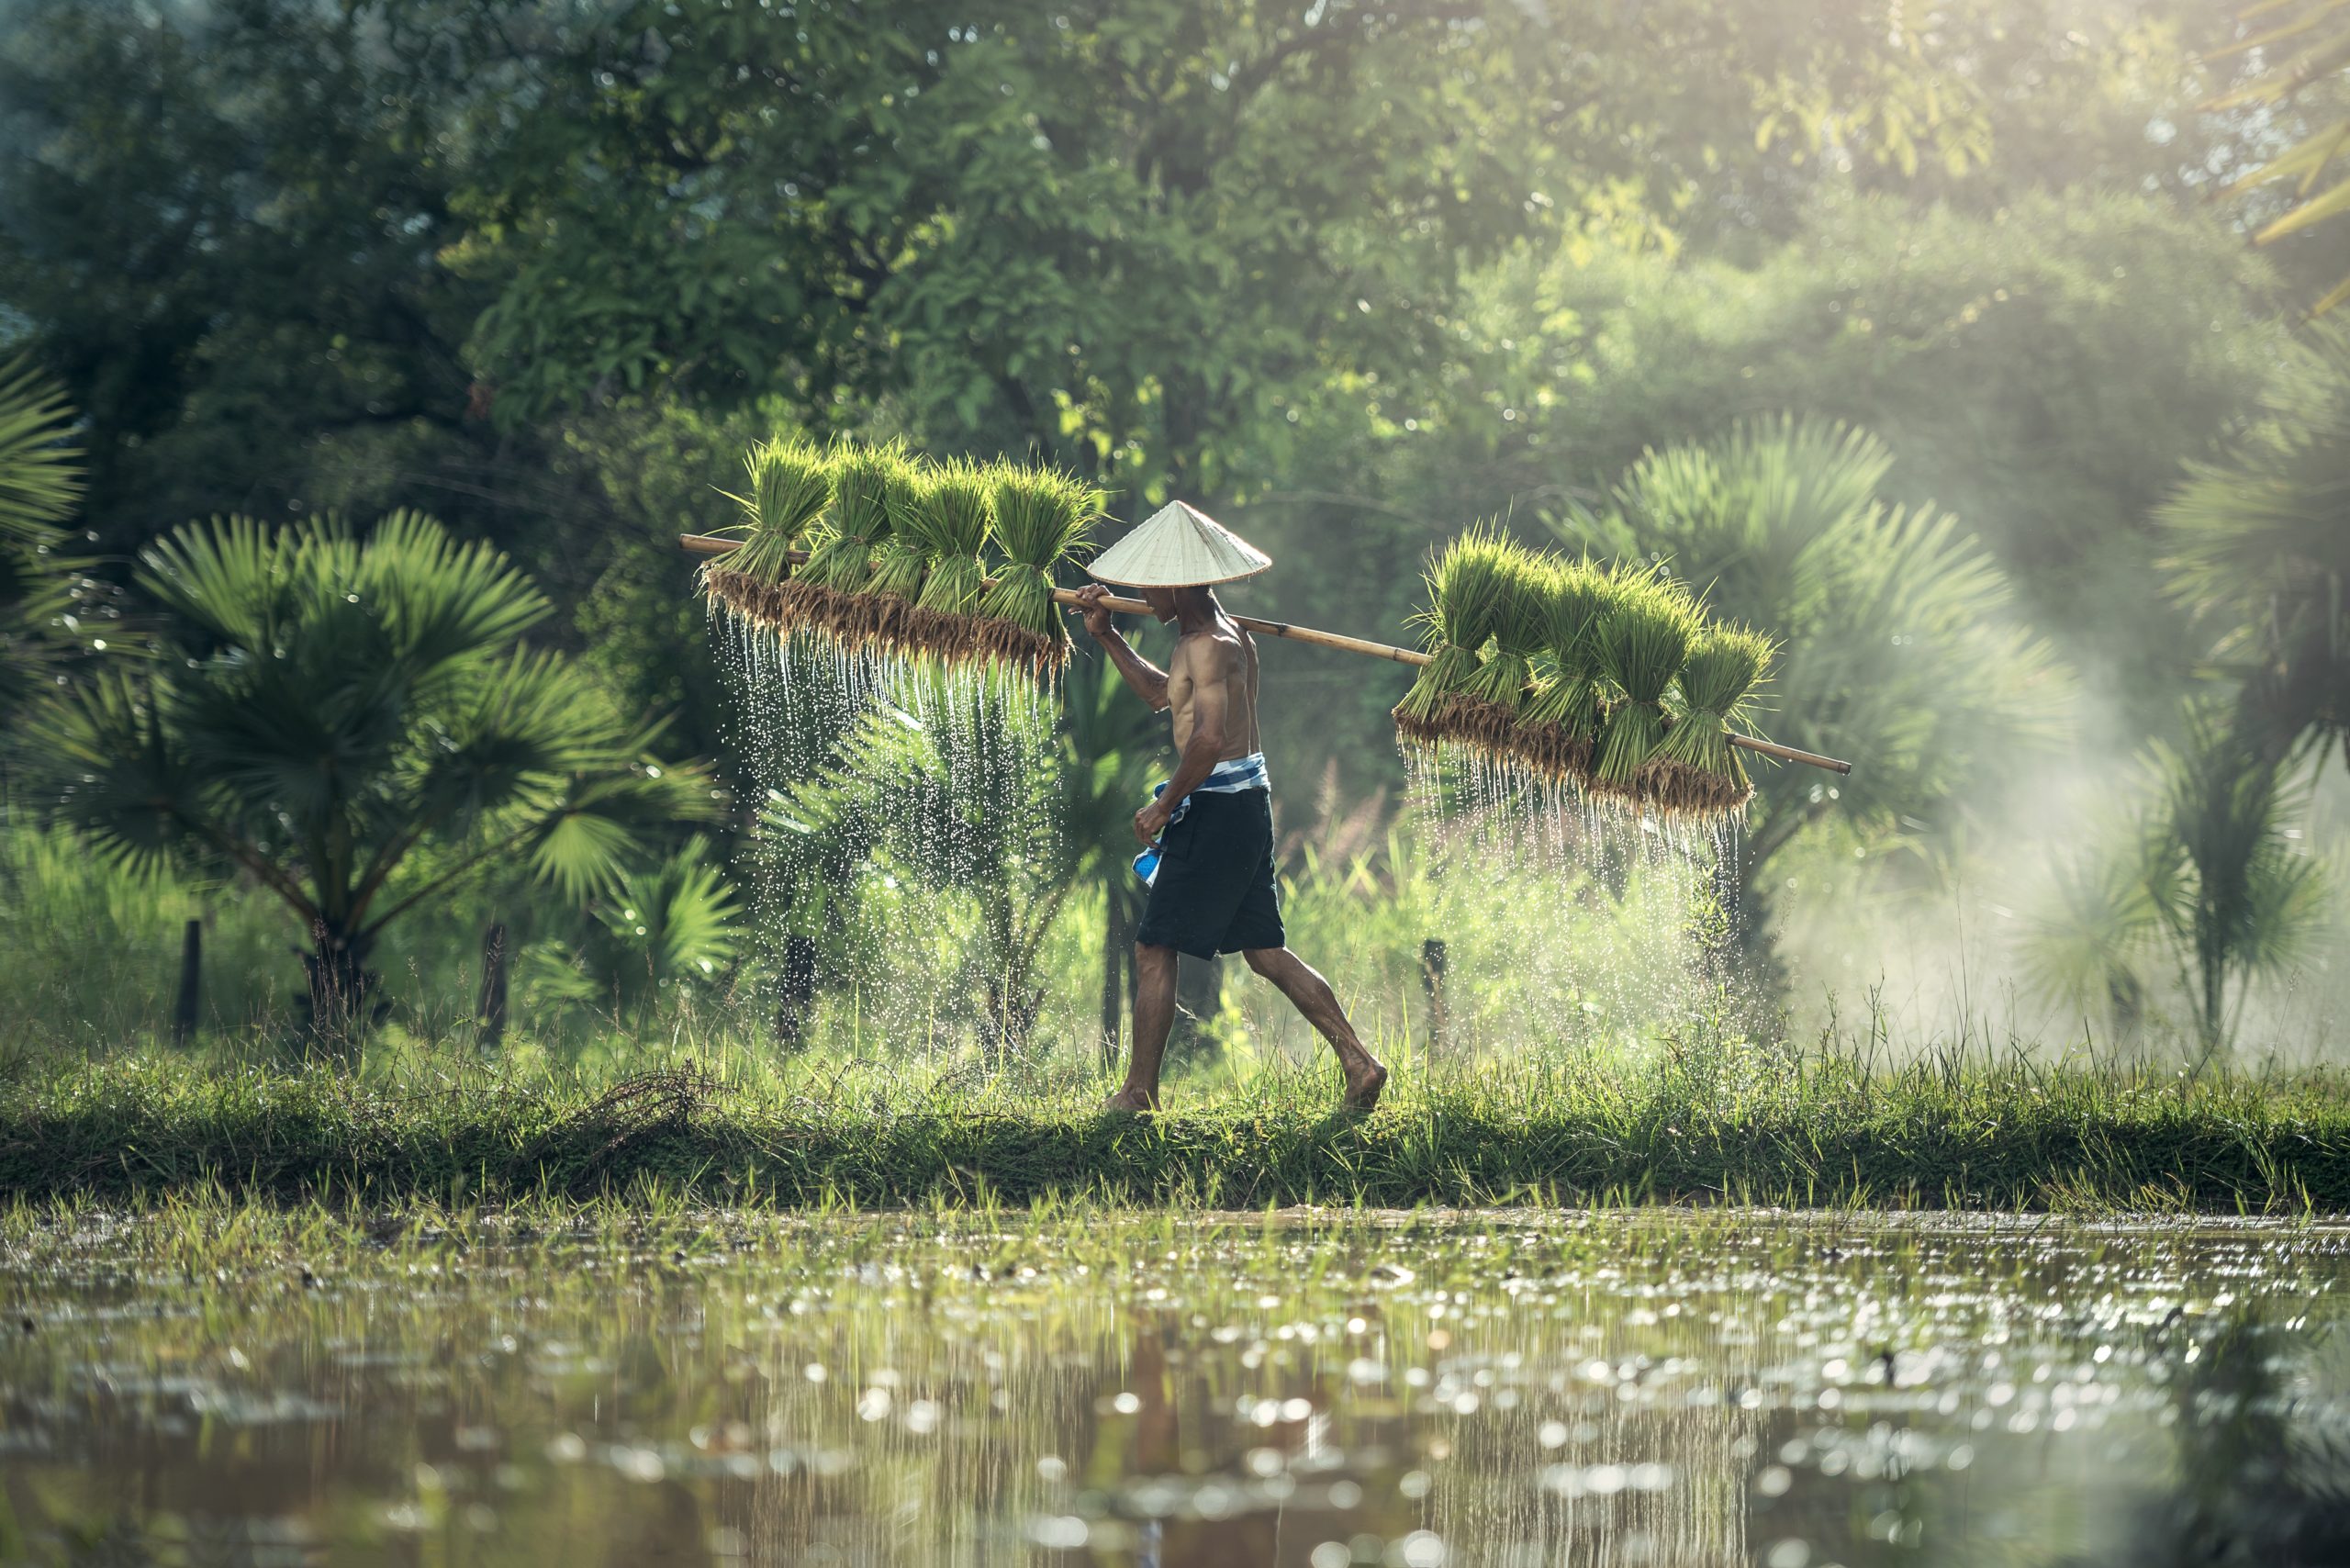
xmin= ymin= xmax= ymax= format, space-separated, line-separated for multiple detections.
xmin=0 ymin=0 xmax=2343 ymax=1062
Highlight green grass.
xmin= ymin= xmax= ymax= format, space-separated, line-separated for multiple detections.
xmin=5 ymin=1021 xmax=2346 ymax=1212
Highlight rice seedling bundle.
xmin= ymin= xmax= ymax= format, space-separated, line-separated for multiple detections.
xmin=974 ymin=463 xmax=1105 ymax=675
xmin=1591 ymin=571 xmax=1706 ymax=796
xmin=1512 ymin=558 xmax=1618 ymax=782
xmin=705 ymin=434 xmax=833 ymax=635
xmin=1393 ymin=525 xmax=1520 ymax=750
xmin=789 ymin=441 xmax=907 ymax=642
xmin=901 ymin=458 xmax=998 ymax=665
xmin=1649 ymin=622 xmax=1777 ymax=818
xmin=1447 ymin=545 xmax=1555 ymax=751
xmin=861 ymin=460 xmax=934 ymax=652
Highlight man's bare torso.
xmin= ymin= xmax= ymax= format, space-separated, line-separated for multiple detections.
xmin=1166 ymin=617 xmax=1261 ymax=760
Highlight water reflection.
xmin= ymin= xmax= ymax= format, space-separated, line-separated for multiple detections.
xmin=2 ymin=1212 xmax=2345 ymax=1566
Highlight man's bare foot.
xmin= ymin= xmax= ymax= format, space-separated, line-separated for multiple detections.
xmin=1100 ymin=1088 xmax=1158 ymax=1114
xmin=1340 ymin=1058 xmax=1388 ymax=1114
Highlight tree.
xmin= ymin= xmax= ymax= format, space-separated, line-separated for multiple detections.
xmin=0 ymin=1 xmax=489 ymax=554
xmin=2143 ymin=707 xmax=2330 ymax=1061
xmin=422 ymin=0 xmax=1614 ymax=501
xmin=2159 ymin=320 xmax=2350 ymax=770
xmin=1551 ymin=417 xmax=2074 ymax=947
xmin=402 ymin=0 xmax=2041 ymax=498
xmin=2023 ymin=827 xmax=2159 ymax=1041
xmin=35 ymin=511 xmax=720 ymax=1041
xmin=2022 ymin=707 xmax=2331 ymax=1059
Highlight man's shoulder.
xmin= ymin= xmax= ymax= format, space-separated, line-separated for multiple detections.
xmin=1175 ymin=624 xmax=1246 ymax=666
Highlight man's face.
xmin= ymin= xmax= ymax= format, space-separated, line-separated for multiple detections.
xmin=1141 ymin=586 xmax=1180 ymax=622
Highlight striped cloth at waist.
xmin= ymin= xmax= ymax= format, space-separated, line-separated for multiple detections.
xmin=1133 ymin=752 xmax=1270 ymax=885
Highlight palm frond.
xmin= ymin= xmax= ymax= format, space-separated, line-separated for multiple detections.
xmin=2158 ymin=321 xmax=2350 ymax=759
xmin=357 ymin=510 xmax=552 ymax=673
xmin=2203 ymin=2 xmax=2350 ymax=315
xmin=30 ymin=666 xmax=209 ymax=878
xmin=0 ymin=356 xmax=83 ymax=548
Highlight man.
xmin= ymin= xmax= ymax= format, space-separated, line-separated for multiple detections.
xmin=1069 ymin=499 xmax=1388 ymax=1114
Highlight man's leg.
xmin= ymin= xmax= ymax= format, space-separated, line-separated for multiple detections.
xmin=1242 ymin=947 xmax=1388 ymax=1111
xmin=1106 ymin=941 xmax=1180 ymax=1111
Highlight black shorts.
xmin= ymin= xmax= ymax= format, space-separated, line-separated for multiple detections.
xmin=1135 ymin=790 xmax=1286 ymax=959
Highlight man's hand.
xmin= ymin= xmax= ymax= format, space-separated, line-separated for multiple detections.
xmin=1135 ymin=799 xmax=1171 ymax=846
xmin=1069 ymin=581 xmax=1116 ymax=642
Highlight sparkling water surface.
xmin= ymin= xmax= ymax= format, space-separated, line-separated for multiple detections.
xmin=4 ymin=1209 xmax=2345 ymax=1566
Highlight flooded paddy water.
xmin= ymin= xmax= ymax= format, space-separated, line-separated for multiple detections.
xmin=4 ymin=1208 xmax=2346 ymax=1567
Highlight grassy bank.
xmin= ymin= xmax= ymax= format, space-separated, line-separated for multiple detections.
xmin=5 ymin=1027 xmax=2348 ymax=1212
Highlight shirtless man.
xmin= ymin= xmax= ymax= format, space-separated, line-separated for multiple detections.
xmin=1069 ymin=501 xmax=1387 ymax=1114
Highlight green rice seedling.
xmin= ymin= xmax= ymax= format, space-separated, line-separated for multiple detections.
xmin=862 ymin=460 xmax=934 ymax=653
xmin=1449 ymin=545 xmax=1553 ymax=751
xmin=704 ymin=434 xmax=833 ymax=634
xmin=974 ymin=462 xmax=1105 ymax=677
xmin=1393 ymin=524 xmax=1518 ymax=751
xmin=1592 ymin=569 xmax=1705 ymax=801
xmin=1651 ymin=622 xmax=1777 ymax=819
xmin=1513 ymin=557 xmax=1618 ymax=784
xmin=793 ymin=440 xmax=907 ymax=643
xmin=901 ymin=458 xmax=997 ymax=665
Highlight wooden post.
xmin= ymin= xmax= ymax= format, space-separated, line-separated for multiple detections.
xmin=1099 ymin=888 xmax=1132 ymax=1069
xmin=172 ymin=919 xmax=202 ymax=1047
xmin=1420 ymin=938 xmax=1449 ymax=1055
xmin=776 ymin=935 xmax=819 ymax=1048
xmin=1172 ymin=953 xmax=1221 ymax=1062
xmin=477 ymin=923 xmax=509 ymax=1052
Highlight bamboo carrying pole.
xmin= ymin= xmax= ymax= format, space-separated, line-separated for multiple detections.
xmin=681 ymin=532 xmax=1852 ymax=775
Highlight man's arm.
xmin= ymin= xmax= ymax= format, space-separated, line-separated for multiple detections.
xmin=1069 ymin=583 xmax=1169 ymax=710
xmin=1136 ymin=636 xmax=1239 ymax=844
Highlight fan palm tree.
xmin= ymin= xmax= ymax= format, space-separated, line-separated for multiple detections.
xmin=2159 ymin=320 xmax=2350 ymax=770
xmin=34 ymin=510 xmax=721 ymax=1044
xmin=0 ymin=356 xmax=84 ymax=730
xmin=2020 ymin=829 xmax=2159 ymax=1042
xmin=1551 ymin=417 xmax=2074 ymax=939
xmin=2144 ymin=705 xmax=2330 ymax=1063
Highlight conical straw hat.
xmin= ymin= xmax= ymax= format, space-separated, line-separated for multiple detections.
xmin=1086 ymin=499 xmax=1272 ymax=588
